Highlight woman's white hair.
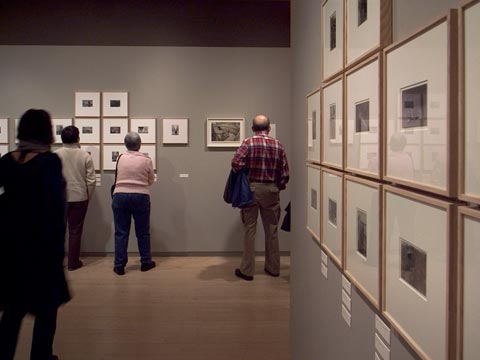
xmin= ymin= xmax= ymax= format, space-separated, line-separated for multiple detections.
xmin=124 ymin=132 xmax=141 ymax=151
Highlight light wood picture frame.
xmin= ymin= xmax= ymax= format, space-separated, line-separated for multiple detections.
xmin=322 ymin=0 xmax=345 ymax=82
xmin=0 ymin=118 xmax=8 ymax=143
xmin=75 ymin=92 xmax=100 ymax=117
xmin=321 ymin=76 xmax=343 ymax=169
xmin=74 ymin=118 xmax=100 ymax=144
xmin=383 ymin=10 xmax=458 ymax=197
xmin=102 ymin=118 xmax=129 ymax=144
xmin=102 ymin=92 xmax=128 ymax=117
xmin=102 ymin=145 xmax=125 ymax=171
xmin=52 ymin=118 xmax=73 ymax=144
xmin=130 ymin=118 xmax=156 ymax=144
xmin=306 ymin=164 xmax=321 ymax=243
xmin=206 ymin=118 xmax=244 ymax=148
xmin=307 ymin=88 xmax=321 ymax=163
xmin=163 ymin=118 xmax=188 ymax=144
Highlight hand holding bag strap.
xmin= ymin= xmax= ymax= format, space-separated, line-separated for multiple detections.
xmin=111 ymin=154 xmax=123 ymax=198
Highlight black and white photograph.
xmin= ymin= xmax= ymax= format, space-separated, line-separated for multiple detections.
xmin=400 ymin=238 xmax=427 ymax=297
xmin=82 ymin=99 xmax=93 ymax=108
xmin=355 ymin=100 xmax=370 ymax=132
xmin=111 ymin=151 xmax=120 ymax=162
xmin=56 ymin=125 xmax=63 ymax=135
xmin=163 ymin=118 xmax=188 ymax=144
xmin=102 ymin=92 xmax=128 ymax=117
xmin=401 ymin=82 xmax=428 ymax=129
xmin=311 ymin=189 xmax=317 ymax=210
xmin=110 ymin=100 xmax=121 ymax=108
xmin=82 ymin=126 xmax=93 ymax=134
xmin=358 ymin=0 xmax=367 ymax=26
xmin=131 ymin=119 xmax=156 ymax=144
xmin=328 ymin=198 xmax=337 ymax=226
xmin=211 ymin=122 xmax=241 ymax=142
xmin=138 ymin=126 xmax=149 ymax=134
xmin=171 ymin=124 xmax=179 ymax=136
xmin=76 ymin=92 xmax=100 ymax=117
xmin=110 ymin=126 xmax=121 ymax=134
xmin=329 ymin=104 xmax=336 ymax=140
xmin=330 ymin=12 xmax=337 ymax=50
xmin=357 ymin=208 xmax=367 ymax=257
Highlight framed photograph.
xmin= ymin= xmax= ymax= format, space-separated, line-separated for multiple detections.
xmin=321 ymin=76 xmax=343 ymax=169
xmin=74 ymin=118 xmax=100 ymax=144
xmin=383 ymin=185 xmax=455 ymax=360
xmin=457 ymin=206 xmax=480 ymax=360
xmin=80 ymin=144 xmax=100 ymax=171
xmin=346 ymin=54 xmax=382 ymax=178
xmin=384 ymin=11 xmax=458 ymax=197
xmin=345 ymin=0 xmax=392 ymax=67
xmin=459 ymin=0 xmax=480 ymax=205
xmin=140 ymin=144 xmax=156 ymax=170
xmin=306 ymin=164 xmax=321 ymax=242
xmin=0 ymin=144 xmax=8 ymax=158
xmin=345 ymin=176 xmax=381 ymax=309
xmin=130 ymin=118 xmax=156 ymax=144
xmin=75 ymin=92 xmax=100 ymax=117
xmin=102 ymin=145 xmax=125 ymax=171
xmin=52 ymin=118 xmax=73 ymax=144
xmin=102 ymin=118 xmax=129 ymax=144
xmin=162 ymin=118 xmax=188 ymax=144
xmin=206 ymin=118 xmax=244 ymax=148
xmin=269 ymin=123 xmax=277 ymax=139
xmin=321 ymin=167 xmax=344 ymax=268
xmin=322 ymin=0 xmax=344 ymax=81
xmin=0 ymin=118 xmax=8 ymax=143
xmin=307 ymin=89 xmax=321 ymax=163
xmin=102 ymin=92 xmax=128 ymax=117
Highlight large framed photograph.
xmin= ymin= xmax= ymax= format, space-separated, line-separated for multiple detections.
xmin=102 ymin=145 xmax=125 ymax=171
xmin=384 ymin=11 xmax=458 ymax=197
xmin=346 ymin=54 xmax=382 ymax=178
xmin=307 ymin=89 xmax=321 ymax=163
xmin=102 ymin=118 xmax=129 ymax=144
xmin=321 ymin=167 xmax=344 ymax=268
xmin=140 ymin=144 xmax=157 ymax=170
xmin=52 ymin=118 xmax=73 ymax=144
xmin=80 ymin=144 xmax=100 ymax=171
xmin=75 ymin=92 xmax=100 ymax=117
xmin=0 ymin=144 xmax=8 ymax=158
xmin=345 ymin=176 xmax=381 ymax=309
xmin=206 ymin=118 xmax=244 ymax=148
xmin=383 ymin=185 xmax=455 ymax=360
xmin=306 ymin=164 xmax=321 ymax=243
xmin=130 ymin=118 xmax=156 ymax=144
xmin=322 ymin=0 xmax=344 ymax=81
xmin=0 ymin=118 xmax=8 ymax=143
xmin=102 ymin=92 xmax=128 ymax=117
xmin=345 ymin=0 xmax=392 ymax=67
xmin=457 ymin=206 xmax=480 ymax=360
xmin=459 ymin=0 xmax=480 ymax=205
xmin=321 ymin=76 xmax=343 ymax=169
xmin=163 ymin=118 xmax=188 ymax=144
xmin=74 ymin=118 xmax=100 ymax=144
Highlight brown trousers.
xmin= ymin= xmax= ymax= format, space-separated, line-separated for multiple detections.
xmin=240 ymin=183 xmax=281 ymax=277
xmin=66 ymin=200 xmax=89 ymax=268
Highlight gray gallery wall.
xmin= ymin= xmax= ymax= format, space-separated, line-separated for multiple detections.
xmin=289 ymin=0 xmax=461 ymax=359
xmin=0 ymin=46 xmax=292 ymax=253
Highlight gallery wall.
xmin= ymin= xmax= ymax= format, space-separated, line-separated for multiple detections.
xmin=0 ymin=46 xmax=292 ymax=253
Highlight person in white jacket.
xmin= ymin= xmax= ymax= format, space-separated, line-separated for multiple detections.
xmin=55 ymin=126 xmax=95 ymax=271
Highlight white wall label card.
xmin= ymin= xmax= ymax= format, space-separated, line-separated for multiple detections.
xmin=375 ymin=334 xmax=390 ymax=360
xmin=321 ymin=262 xmax=328 ymax=279
xmin=342 ymin=289 xmax=351 ymax=312
xmin=375 ymin=315 xmax=391 ymax=345
xmin=321 ymin=249 xmax=328 ymax=265
xmin=342 ymin=275 xmax=352 ymax=295
xmin=342 ymin=304 xmax=351 ymax=327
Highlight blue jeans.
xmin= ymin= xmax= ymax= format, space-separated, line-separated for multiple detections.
xmin=112 ymin=193 xmax=152 ymax=267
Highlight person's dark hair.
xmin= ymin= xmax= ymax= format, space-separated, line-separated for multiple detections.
xmin=390 ymin=132 xmax=407 ymax=152
xmin=252 ymin=115 xmax=270 ymax=132
xmin=124 ymin=132 xmax=141 ymax=151
xmin=17 ymin=109 xmax=54 ymax=144
xmin=61 ymin=125 xmax=80 ymax=144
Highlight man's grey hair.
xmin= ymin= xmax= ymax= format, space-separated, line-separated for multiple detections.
xmin=124 ymin=132 xmax=141 ymax=151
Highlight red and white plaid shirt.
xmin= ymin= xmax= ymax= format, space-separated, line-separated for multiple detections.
xmin=231 ymin=131 xmax=289 ymax=190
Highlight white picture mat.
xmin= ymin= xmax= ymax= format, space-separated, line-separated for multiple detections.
xmin=0 ymin=144 xmax=9 ymax=157
xmin=75 ymin=118 xmax=100 ymax=143
xmin=0 ymin=118 xmax=8 ymax=143
xmin=346 ymin=0 xmax=381 ymax=65
xmin=131 ymin=118 xmax=156 ymax=144
xmin=322 ymin=79 xmax=343 ymax=166
xmin=463 ymin=214 xmax=480 ymax=359
xmin=102 ymin=118 xmax=129 ymax=143
xmin=140 ymin=144 xmax=156 ymax=170
xmin=80 ymin=144 xmax=100 ymax=171
xmin=307 ymin=166 xmax=321 ymax=239
xmin=322 ymin=170 xmax=343 ymax=264
xmin=323 ymin=0 xmax=344 ymax=79
xmin=52 ymin=118 xmax=73 ymax=144
xmin=464 ymin=2 xmax=480 ymax=198
xmin=75 ymin=92 xmax=100 ymax=117
xmin=346 ymin=59 xmax=380 ymax=176
xmin=162 ymin=118 xmax=188 ymax=144
xmin=102 ymin=92 xmax=128 ymax=117
xmin=269 ymin=123 xmax=276 ymax=139
xmin=384 ymin=191 xmax=448 ymax=360
xmin=307 ymin=90 xmax=321 ymax=162
xmin=206 ymin=118 xmax=245 ymax=147
xmin=346 ymin=179 xmax=379 ymax=304
xmin=102 ymin=145 xmax=125 ymax=171
xmin=386 ymin=22 xmax=448 ymax=190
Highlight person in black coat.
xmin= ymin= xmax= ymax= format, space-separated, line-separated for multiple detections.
xmin=0 ymin=109 xmax=70 ymax=360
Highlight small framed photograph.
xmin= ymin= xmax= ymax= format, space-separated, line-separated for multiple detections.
xmin=80 ymin=144 xmax=100 ymax=171
xmin=74 ymin=118 xmax=100 ymax=143
xmin=140 ymin=144 xmax=156 ymax=170
xmin=0 ymin=118 xmax=8 ymax=143
xmin=75 ymin=92 xmax=101 ymax=117
xmin=163 ymin=118 xmax=188 ymax=144
xmin=102 ymin=118 xmax=129 ymax=144
xmin=102 ymin=145 xmax=125 ymax=171
xmin=306 ymin=164 xmax=321 ymax=242
xmin=322 ymin=0 xmax=344 ymax=81
xmin=321 ymin=77 xmax=343 ymax=169
xmin=130 ymin=118 xmax=156 ymax=144
xmin=269 ymin=123 xmax=277 ymax=139
xmin=206 ymin=118 xmax=245 ymax=148
xmin=307 ymin=89 xmax=321 ymax=163
xmin=321 ymin=167 xmax=344 ymax=268
xmin=383 ymin=185 xmax=454 ymax=360
xmin=0 ymin=144 xmax=9 ymax=158
xmin=52 ymin=118 xmax=73 ymax=144
xmin=102 ymin=92 xmax=128 ymax=117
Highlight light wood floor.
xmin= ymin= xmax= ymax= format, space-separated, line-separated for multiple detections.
xmin=13 ymin=256 xmax=290 ymax=360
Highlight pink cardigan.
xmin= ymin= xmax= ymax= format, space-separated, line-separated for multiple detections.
xmin=113 ymin=151 xmax=155 ymax=195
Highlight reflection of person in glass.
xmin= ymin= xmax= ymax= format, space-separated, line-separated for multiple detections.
xmin=387 ymin=132 xmax=414 ymax=180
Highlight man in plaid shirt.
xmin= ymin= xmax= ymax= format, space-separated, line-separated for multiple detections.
xmin=231 ymin=114 xmax=289 ymax=281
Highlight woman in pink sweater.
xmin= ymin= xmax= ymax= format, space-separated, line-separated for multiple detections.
xmin=112 ymin=132 xmax=155 ymax=275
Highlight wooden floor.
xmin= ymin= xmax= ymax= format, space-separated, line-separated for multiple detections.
xmin=13 ymin=256 xmax=290 ymax=360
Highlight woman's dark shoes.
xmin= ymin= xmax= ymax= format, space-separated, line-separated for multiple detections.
xmin=113 ymin=266 xmax=125 ymax=275
xmin=264 ymin=268 xmax=280 ymax=277
xmin=235 ymin=268 xmax=253 ymax=281
xmin=141 ymin=261 xmax=156 ymax=272
xmin=68 ymin=261 xmax=83 ymax=271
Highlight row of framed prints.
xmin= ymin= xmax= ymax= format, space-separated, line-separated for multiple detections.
xmin=308 ymin=3 xmax=480 ymax=205
xmin=75 ymin=92 xmax=129 ymax=117
xmin=306 ymin=164 xmax=479 ymax=360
